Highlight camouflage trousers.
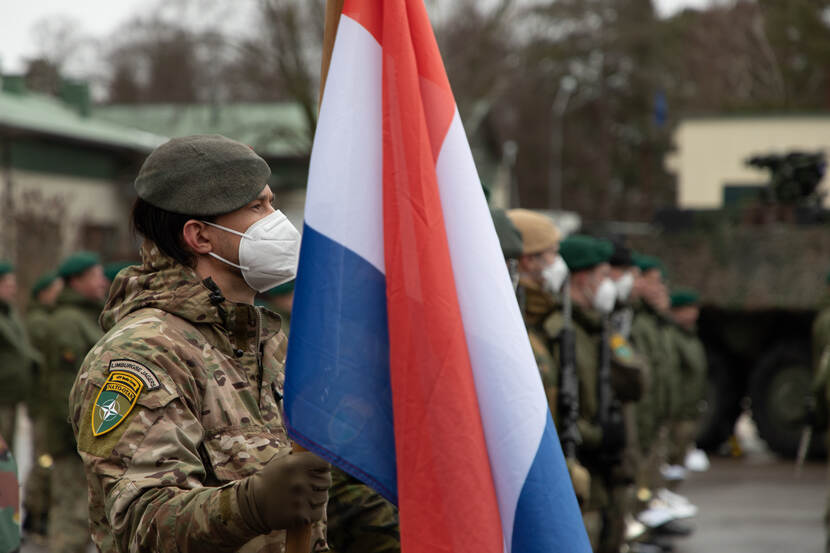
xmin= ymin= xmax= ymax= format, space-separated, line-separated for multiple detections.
xmin=326 ymin=468 xmax=400 ymax=553
xmin=47 ymin=455 xmax=89 ymax=553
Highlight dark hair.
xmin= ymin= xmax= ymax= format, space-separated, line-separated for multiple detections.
xmin=131 ymin=198 xmax=216 ymax=267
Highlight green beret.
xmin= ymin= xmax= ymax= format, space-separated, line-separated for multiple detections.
xmin=31 ymin=272 xmax=59 ymax=297
xmin=490 ymin=209 xmax=523 ymax=260
xmin=265 ymin=280 xmax=295 ymax=297
xmin=560 ymin=234 xmax=611 ymax=272
xmin=671 ymin=289 xmax=700 ymax=308
xmin=633 ymin=253 xmax=664 ymax=273
xmin=58 ymin=251 xmax=101 ymax=278
xmin=135 ymin=134 xmax=271 ymax=216
xmin=0 ymin=260 xmax=13 ymax=276
xmin=104 ymin=261 xmax=136 ymax=282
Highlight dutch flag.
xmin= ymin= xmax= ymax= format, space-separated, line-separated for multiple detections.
xmin=284 ymin=1 xmax=591 ymax=551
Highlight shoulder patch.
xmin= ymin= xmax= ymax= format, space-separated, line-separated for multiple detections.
xmin=610 ymin=333 xmax=634 ymax=361
xmin=91 ymin=371 xmax=144 ymax=436
xmin=108 ymin=359 xmax=160 ymax=390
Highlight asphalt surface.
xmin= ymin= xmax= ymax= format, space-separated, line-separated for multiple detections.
xmin=670 ymin=453 xmax=825 ymax=553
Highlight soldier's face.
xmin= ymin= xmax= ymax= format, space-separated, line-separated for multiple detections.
xmin=38 ymin=278 xmax=64 ymax=306
xmin=671 ymin=305 xmax=699 ymax=329
xmin=70 ymin=265 xmax=109 ymax=302
xmin=519 ymin=245 xmax=559 ymax=284
xmin=204 ymin=185 xmax=276 ymax=271
xmin=0 ymin=274 xmax=17 ymax=302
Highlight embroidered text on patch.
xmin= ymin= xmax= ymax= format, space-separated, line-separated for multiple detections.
xmin=108 ymin=359 xmax=160 ymax=390
xmin=91 ymin=371 xmax=144 ymax=436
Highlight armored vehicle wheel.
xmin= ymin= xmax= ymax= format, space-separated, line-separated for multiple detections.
xmin=696 ymin=350 xmax=742 ymax=451
xmin=750 ymin=342 xmax=824 ymax=458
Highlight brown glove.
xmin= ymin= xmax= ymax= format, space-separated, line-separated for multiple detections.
xmin=237 ymin=451 xmax=331 ymax=533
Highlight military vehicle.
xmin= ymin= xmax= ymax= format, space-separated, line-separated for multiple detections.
xmin=621 ymin=151 xmax=828 ymax=457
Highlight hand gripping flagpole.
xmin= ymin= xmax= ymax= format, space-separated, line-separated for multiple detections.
xmin=284 ymin=2 xmax=344 ymax=553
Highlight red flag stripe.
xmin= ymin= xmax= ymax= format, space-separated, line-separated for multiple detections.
xmin=380 ymin=1 xmax=503 ymax=552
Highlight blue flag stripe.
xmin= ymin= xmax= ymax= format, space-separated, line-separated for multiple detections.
xmin=511 ymin=416 xmax=592 ymax=551
xmin=285 ymin=224 xmax=398 ymax=503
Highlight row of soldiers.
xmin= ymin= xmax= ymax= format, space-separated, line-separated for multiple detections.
xmin=494 ymin=209 xmax=709 ymax=553
xmin=0 ymin=253 xmax=116 ymax=553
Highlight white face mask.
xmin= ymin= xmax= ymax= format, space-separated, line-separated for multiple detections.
xmin=541 ymin=255 xmax=569 ymax=295
xmin=615 ymin=272 xmax=634 ymax=302
xmin=593 ymin=277 xmax=617 ymax=315
xmin=203 ymin=210 xmax=301 ymax=293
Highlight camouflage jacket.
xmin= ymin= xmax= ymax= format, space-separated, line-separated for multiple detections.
xmin=631 ymin=301 xmax=672 ymax=450
xmin=666 ymin=324 xmax=707 ymax=421
xmin=45 ymin=287 xmax=104 ymax=456
xmin=69 ymin=242 xmax=325 ymax=553
xmin=519 ymin=280 xmax=560 ymax=421
xmin=25 ymin=301 xmax=52 ymax=355
xmin=0 ymin=299 xmax=42 ymax=406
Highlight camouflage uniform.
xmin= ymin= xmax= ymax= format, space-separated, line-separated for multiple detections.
xmin=517 ymin=280 xmax=593 ymax=505
xmin=23 ymin=301 xmax=54 ymax=535
xmin=326 ymin=469 xmax=400 ymax=553
xmin=630 ymin=300 xmax=671 ymax=492
xmin=666 ymin=323 xmax=707 ymax=465
xmin=68 ymin=242 xmax=327 ymax=553
xmin=43 ymin=287 xmax=103 ymax=553
xmin=0 ymin=298 xmax=41 ymax=448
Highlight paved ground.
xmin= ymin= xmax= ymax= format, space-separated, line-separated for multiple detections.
xmin=671 ymin=453 xmax=825 ymax=553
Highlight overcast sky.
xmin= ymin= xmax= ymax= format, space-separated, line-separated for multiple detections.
xmin=0 ymin=0 xmax=719 ymax=74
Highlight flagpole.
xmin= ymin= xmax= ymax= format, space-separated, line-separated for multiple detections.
xmin=284 ymin=2 xmax=344 ymax=553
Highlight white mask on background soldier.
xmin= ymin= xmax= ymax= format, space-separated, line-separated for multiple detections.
xmin=542 ymin=255 xmax=569 ymax=295
xmin=593 ymin=277 xmax=618 ymax=315
xmin=203 ymin=210 xmax=301 ymax=292
xmin=615 ymin=271 xmax=635 ymax=302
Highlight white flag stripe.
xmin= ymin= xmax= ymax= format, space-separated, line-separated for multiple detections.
xmin=304 ymin=15 xmax=385 ymax=274
xmin=435 ymin=109 xmax=549 ymax=546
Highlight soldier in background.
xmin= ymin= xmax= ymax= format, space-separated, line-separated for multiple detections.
xmin=630 ymin=255 xmax=694 ymax=543
xmin=23 ymin=271 xmax=63 ymax=538
xmin=667 ymin=290 xmax=707 ymax=470
xmin=44 ymin=252 xmax=109 ymax=553
xmin=506 ymin=209 xmax=591 ymax=508
xmin=558 ymin=235 xmax=622 ymax=550
xmin=0 ymin=261 xmax=42 ymax=450
xmin=606 ymin=243 xmax=649 ymax=551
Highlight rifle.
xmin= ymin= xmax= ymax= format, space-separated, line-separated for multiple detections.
xmin=557 ymin=278 xmax=581 ymax=459
xmin=598 ymin=314 xmax=626 ymax=462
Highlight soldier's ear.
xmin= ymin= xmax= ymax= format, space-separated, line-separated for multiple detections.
xmin=181 ymin=220 xmax=215 ymax=256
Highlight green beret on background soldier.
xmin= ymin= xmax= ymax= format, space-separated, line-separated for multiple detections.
xmin=0 ymin=261 xmax=42 ymax=451
xmin=67 ymin=134 xmax=330 ymax=553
